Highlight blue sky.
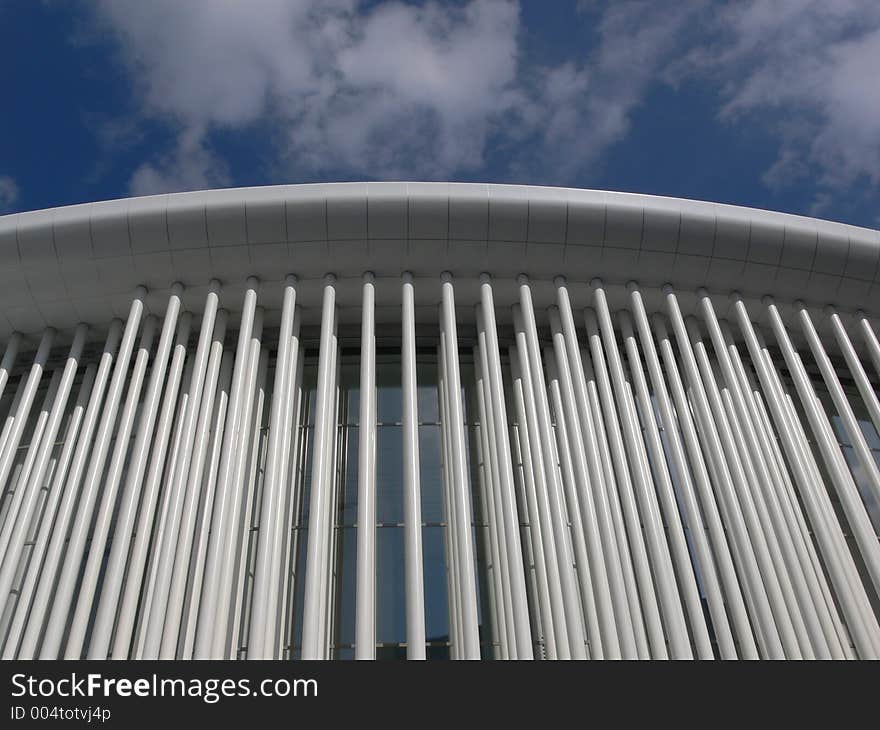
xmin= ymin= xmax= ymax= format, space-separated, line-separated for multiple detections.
xmin=1 ymin=0 xmax=878 ymax=228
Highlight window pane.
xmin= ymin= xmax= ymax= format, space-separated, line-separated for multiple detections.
xmin=419 ymin=425 xmax=444 ymax=523
xmin=423 ymin=525 xmax=449 ymax=644
xmin=377 ymin=426 xmax=404 ymax=524
xmin=376 ymin=527 xmax=406 ymax=644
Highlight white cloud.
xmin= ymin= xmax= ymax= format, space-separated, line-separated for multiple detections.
xmin=673 ymin=0 xmax=880 ymax=207
xmin=88 ymin=0 xmax=705 ymax=193
xmin=0 ymin=176 xmax=18 ymax=213
xmin=91 ymin=0 xmax=880 ymax=213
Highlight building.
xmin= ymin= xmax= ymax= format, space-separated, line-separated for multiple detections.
xmin=0 ymin=182 xmax=878 ymax=660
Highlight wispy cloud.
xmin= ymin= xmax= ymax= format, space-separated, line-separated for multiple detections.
xmin=87 ymin=0 xmax=702 ymax=194
xmin=0 ymin=176 xmax=19 ymax=213
xmin=670 ymin=0 xmax=880 ymax=213
xmin=85 ymin=0 xmax=880 ymax=217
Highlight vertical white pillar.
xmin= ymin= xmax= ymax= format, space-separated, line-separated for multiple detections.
xmin=88 ymin=286 xmax=184 ymax=657
xmin=590 ymin=281 xmax=692 ymax=658
xmin=1 ymin=361 xmax=96 ymax=659
xmin=719 ymin=317 xmax=844 ymax=658
xmin=400 ymin=272 xmax=427 ymax=659
xmin=16 ymin=321 xmax=123 ymax=658
xmin=439 ymin=272 xmax=481 ymax=659
xmin=515 ymin=274 xmax=585 ymax=659
xmin=0 ymin=328 xmax=55 ymax=499
xmin=302 ymin=275 xmax=339 ymax=660
xmin=543 ymin=350 xmax=600 ymax=658
xmin=248 ymin=276 xmax=297 ymax=658
xmin=554 ymin=279 xmax=639 ymax=658
xmin=206 ymin=305 xmax=264 ymax=658
xmin=798 ymin=302 xmax=880 ymax=507
xmin=856 ymin=311 xmax=880 ymax=379
xmin=0 ymin=324 xmax=87 ymax=611
xmin=508 ymin=349 xmax=556 ymax=658
xmin=474 ymin=355 xmax=508 ymax=658
xmin=828 ymin=308 xmax=880 ymax=442
xmin=478 ymin=274 xmax=533 ymax=658
xmin=183 ymin=351 xmax=233 ymax=658
xmin=356 ymin=272 xmax=378 ymax=659
xmin=268 ymin=311 xmax=303 ymax=658
xmin=158 ymin=305 xmax=229 ymax=658
xmin=662 ymin=287 xmax=785 ymax=658
xmin=231 ymin=347 xmax=269 ymax=657
xmin=627 ymin=286 xmax=743 ymax=658
xmin=437 ymin=339 xmax=463 ymax=658
xmin=194 ymin=280 xmax=259 ymax=656
xmin=39 ymin=288 xmax=146 ymax=658
xmin=0 ymin=333 xmax=21 ymax=403
xmin=140 ymin=281 xmax=221 ymax=657
xmin=733 ymin=296 xmax=880 ymax=657
xmin=65 ymin=314 xmax=159 ymax=658
xmin=686 ymin=311 xmax=807 ymax=657
xmin=764 ymin=298 xmax=880 ymax=602
xmin=619 ymin=310 xmax=714 ymax=658
xmin=583 ymin=309 xmax=666 ymax=658
xmin=111 ymin=311 xmax=192 ymax=658
xmin=699 ymin=291 xmax=829 ymax=658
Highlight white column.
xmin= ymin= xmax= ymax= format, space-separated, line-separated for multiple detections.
xmin=1 ymin=361 xmax=96 ymax=659
xmin=619 ymin=310 xmax=714 ymax=659
xmin=65 ymin=315 xmax=159 ymax=658
xmin=268 ymin=311 xmax=303 ymax=658
xmin=158 ymin=306 xmax=229 ymax=658
xmin=0 ymin=333 xmax=21 ymax=403
xmin=183 ymin=351 xmax=233 ymax=658
xmin=733 ymin=296 xmax=880 ymax=657
xmin=478 ymin=274 xmax=533 ymax=658
xmin=400 ymin=272 xmax=427 ymax=659
xmin=508 ymin=349 xmax=556 ymax=658
xmin=515 ymin=274 xmax=586 ymax=659
xmin=580 ymin=349 xmax=650 ymax=658
xmin=627 ymin=286 xmax=744 ymax=658
xmin=474 ymin=353 xmax=508 ymax=658
xmin=764 ymin=298 xmax=880 ymax=604
xmin=699 ymin=291 xmax=830 ymax=658
xmin=583 ymin=309 xmax=666 ymax=658
xmin=547 ymin=306 xmax=621 ymax=659
xmin=685 ymin=310 xmax=807 ymax=658
xmin=111 ymin=311 xmax=192 ymax=658
xmin=87 ymin=286 xmax=184 ymax=657
xmin=356 ymin=272 xmax=378 ymax=659
xmin=39 ymin=288 xmax=146 ymax=658
xmin=544 ymin=350 xmax=600 ymax=658
xmin=139 ymin=282 xmax=221 ymax=657
xmin=247 ymin=276 xmax=297 ymax=658
xmin=0 ymin=328 xmax=55 ymax=500
xmin=856 ymin=311 xmax=880 ymax=379
xmin=0 ymin=324 xmax=87 ymax=612
xmin=439 ymin=272 xmax=481 ymax=659
xmin=798 ymin=302 xmax=880 ymax=508
xmin=719 ymin=317 xmax=845 ymax=658
xmin=662 ymin=287 xmax=785 ymax=658
xmin=231 ymin=347 xmax=269 ymax=657
xmin=438 ymin=339 xmax=462 ymax=658
xmin=590 ymin=281 xmax=692 ymax=658
xmin=206 ymin=305 xmax=264 ymax=658
xmin=828 ymin=308 xmax=880 ymax=443
xmin=16 ymin=321 xmax=123 ymax=658
xmin=195 ymin=278 xmax=261 ymax=658
xmin=554 ymin=279 xmax=639 ymax=658
xmin=302 ymin=275 xmax=339 ymax=660
xmin=146 ymin=308 xmax=227 ymax=659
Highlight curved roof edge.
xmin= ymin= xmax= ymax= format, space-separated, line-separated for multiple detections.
xmin=0 ymin=182 xmax=878 ymax=336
